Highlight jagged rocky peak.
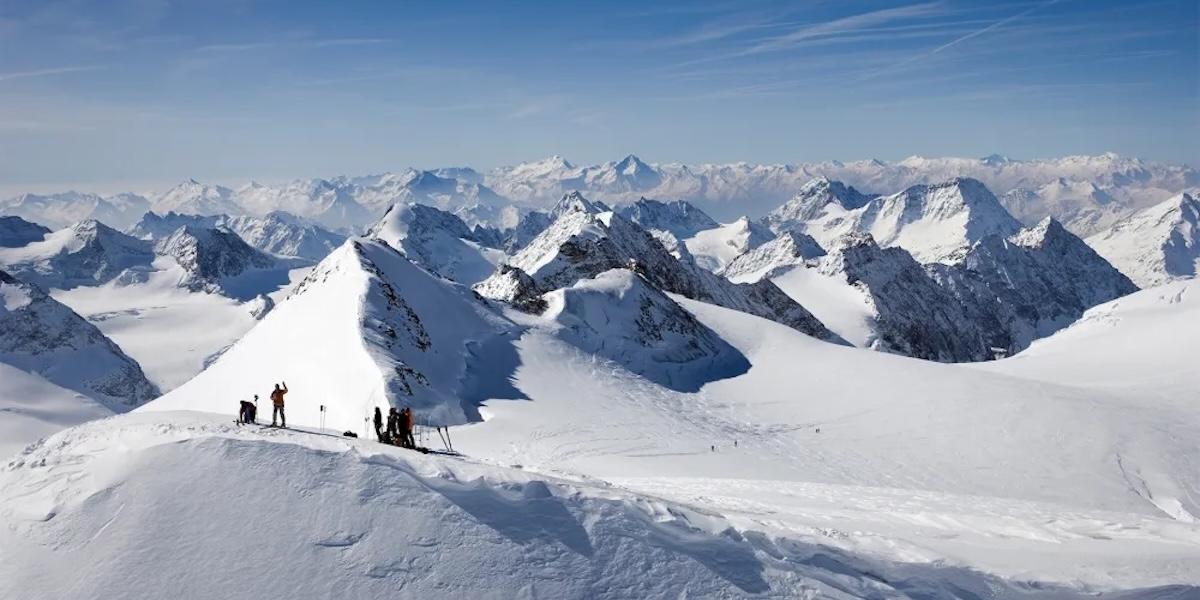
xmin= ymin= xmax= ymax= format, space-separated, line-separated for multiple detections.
xmin=0 ymin=215 xmax=51 ymax=247
xmin=155 ymin=225 xmax=275 ymax=292
xmin=928 ymin=219 xmax=1138 ymax=354
xmin=473 ymin=264 xmax=546 ymax=313
xmin=765 ymin=176 xmax=873 ymax=229
xmin=128 ymin=210 xmax=221 ymax=240
xmin=813 ymin=233 xmax=993 ymax=362
xmin=0 ymin=268 xmax=159 ymax=408
xmin=615 ymin=197 xmax=718 ymax=238
xmin=499 ymin=199 xmax=836 ymax=340
xmin=553 ymin=190 xmax=610 ymax=216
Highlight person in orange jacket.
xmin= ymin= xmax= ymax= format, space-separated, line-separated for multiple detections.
xmin=401 ymin=407 xmax=416 ymax=449
xmin=270 ymin=381 xmax=288 ymax=427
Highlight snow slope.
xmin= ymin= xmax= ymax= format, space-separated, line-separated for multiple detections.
xmin=1086 ymin=193 xmax=1200 ymax=287
xmin=51 ymin=260 xmax=301 ymax=391
xmin=145 ymin=238 xmax=516 ymax=427
xmin=0 ymin=363 xmax=112 ymax=458
xmin=8 ymin=412 xmax=1180 ymax=599
xmin=981 ymin=279 xmax=1200 ymax=397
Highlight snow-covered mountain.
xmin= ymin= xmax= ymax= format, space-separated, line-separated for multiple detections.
xmin=720 ymin=230 xmax=827 ymax=282
xmin=614 ymin=197 xmax=718 ymax=238
xmin=153 ymin=179 xmax=241 ymax=216
xmin=484 ymin=193 xmax=835 ymax=340
xmin=682 ymin=216 xmax=774 ymax=272
xmin=1086 ymin=193 xmax=1199 ymax=287
xmin=221 ymin=211 xmax=345 ymax=262
xmin=153 ymin=225 xmax=278 ymax=295
xmin=0 ymin=269 xmax=158 ymax=410
xmin=129 ymin=210 xmax=344 ymax=262
xmin=0 ymin=191 xmax=150 ymax=230
xmin=772 ymin=177 xmax=1023 ymax=264
xmin=149 ymin=238 xmax=517 ymax=427
xmin=367 ymin=203 xmax=504 ymax=285
xmin=0 ymin=216 xmax=50 ymax=248
xmin=0 ymin=219 xmax=156 ymax=289
xmin=929 ymin=218 xmax=1138 ymax=354
xmin=372 ymin=170 xmax=517 ymax=230
xmin=761 ymin=176 xmax=874 ymax=231
xmin=1000 ymin=178 xmax=1126 ymax=237
xmin=486 ymin=152 xmax=1196 ymax=222
xmin=543 ymin=269 xmax=750 ymax=391
xmin=812 ymin=234 xmax=990 ymax=361
xmin=726 ymin=233 xmax=990 ymax=361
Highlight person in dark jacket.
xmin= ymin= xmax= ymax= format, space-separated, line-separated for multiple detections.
xmin=373 ymin=407 xmax=384 ymax=442
xmin=386 ymin=408 xmax=399 ymax=444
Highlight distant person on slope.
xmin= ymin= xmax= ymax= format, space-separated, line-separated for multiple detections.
xmin=249 ymin=395 xmax=258 ymax=424
xmin=401 ymin=407 xmax=416 ymax=449
xmin=373 ymin=407 xmax=384 ymax=443
xmin=270 ymin=382 xmax=288 ymax=427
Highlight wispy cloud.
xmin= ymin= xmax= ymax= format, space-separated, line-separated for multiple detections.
xmin=0 ymin=65 xmax=103 ymax=82
xmin=745 ymin=1 xmax=946 ymax=55
xmin=860 ymin=0 xmax=1062 ymax=79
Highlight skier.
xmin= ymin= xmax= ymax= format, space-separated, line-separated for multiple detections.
xmin=249 ymin=395 xmax=258 ymax=424
xmin=237 ymin=399 xmax=253 ymax=424
xmin=269 ymin=382 xmax=288 ymax=427
xmin=401 ymin=407 xmax=416 ymax=449
xmin=373 ymin=407 xmax=384 ymax=443
xmin=386 ymin=407 xmax=399 ymax=444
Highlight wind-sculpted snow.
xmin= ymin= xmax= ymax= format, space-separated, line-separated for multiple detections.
xmin=145 ymin=238 xmax=518 ymax=427
xmin=367 ymin=202 xmax=503 ymax=285
xmin=0 ymin=269 xmax=158 ymax=409
xmin=501 ymin=194 xmax=836 ymax=341
xmin=8 ymin=412 xmax=1177 ymax=599
xmin=0 ymin=219 xmax=155 ymax=289
xmin=544 ymin=269 xmax=750 ymax=391
xmin=929 ymin=218 xmax=1138 ymax=354
xmin=615 ymin=197 xmax=718 ymax=238
xmin=1086 ymin=193 xmax=1199 ymax=287
xmin=0 ymin=215 xmax=50 ymax=248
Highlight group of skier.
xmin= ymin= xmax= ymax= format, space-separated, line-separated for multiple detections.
xmin=237 ymin=382 xmax=289 ymax=427
xmin=236 ymin=383 xmax=435 ymax=452
xmin=374 ymin=406 xmax=416 ymax=448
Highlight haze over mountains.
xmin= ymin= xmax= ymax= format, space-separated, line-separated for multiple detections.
xmin=1 ymin=152 xmax=1198 ymax=598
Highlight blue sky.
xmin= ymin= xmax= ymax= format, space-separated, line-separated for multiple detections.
xmin=0 ymin=0 xmax=1195 ymax=191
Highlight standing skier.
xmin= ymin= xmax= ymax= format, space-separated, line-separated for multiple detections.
xmin=401 ymin=407 xmax=416 ymax=449
xmin=270 ymin=382 xmax=288 ymax=427
xmin=386 ymin=407 xmax=399 ymax=444
xmin=373 ymin=407 xmax=384 ymax=442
